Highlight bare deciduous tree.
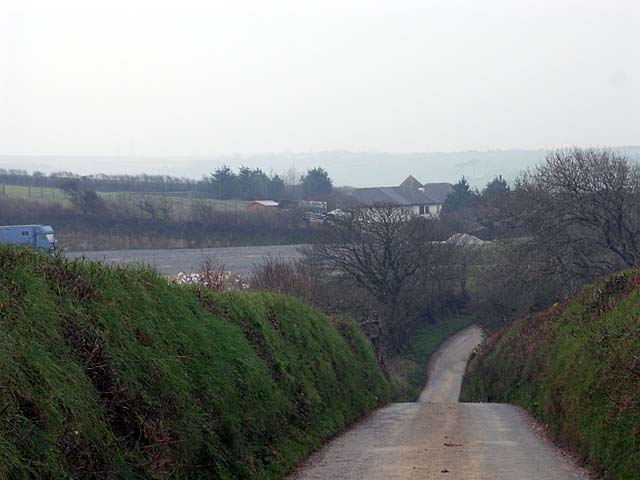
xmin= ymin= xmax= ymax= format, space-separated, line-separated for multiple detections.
xmin=310 ymin=206 xmax=422 ymax=307
xmin=514 ymin=148 xmax=640 ymax=282
xmin=307 ymin=205 xmax=458 ymax=353
xmin=470 ymin=148 xmax=640 ymax=326
xmin=138 ymin=198 xmax=174 ymax=221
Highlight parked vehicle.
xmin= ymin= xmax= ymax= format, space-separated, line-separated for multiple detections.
xmin=0 ymin=225 xmax=57 ymax=253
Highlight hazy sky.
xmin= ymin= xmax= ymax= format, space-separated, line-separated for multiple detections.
xmin=1 ymin=0 xmax=639 ymax=161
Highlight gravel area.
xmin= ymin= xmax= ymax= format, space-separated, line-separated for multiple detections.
xmin=66 ymin=244 xmax=306 ymax=276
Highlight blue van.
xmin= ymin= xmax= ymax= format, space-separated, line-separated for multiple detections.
xmin=0 ymin=225 xmax=57 ymax=253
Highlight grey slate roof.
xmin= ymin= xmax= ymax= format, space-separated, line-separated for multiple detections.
xmin=422 ymin=183 xmax=454 ymax=203
xmin=349 ymin=176 xmax=453 ymax=207
xmin=349 ymin=187 xmax=406 ymax=205
xmin=350 ymin=186 xmax=440 ymax=206
xmin=400 ymin=175 xmax=423 ymax=189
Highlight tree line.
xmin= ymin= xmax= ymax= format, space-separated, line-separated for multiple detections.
xmin=0 ymin=169 xmax=200 ymax=193
xmin=208 ymin=165 xmax=332 ymax=200
xmin=0 ymin=166 xmax=334 ymax=201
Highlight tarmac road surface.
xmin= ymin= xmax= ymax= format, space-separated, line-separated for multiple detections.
xmin=290 ymin=326 xmax=590 ymax=480
xmin=65 ymin=244 xmax=305 ymax=276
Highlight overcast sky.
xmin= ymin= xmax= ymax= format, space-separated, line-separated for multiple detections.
xmin=1 ymin=0 xmax=638 ymax=164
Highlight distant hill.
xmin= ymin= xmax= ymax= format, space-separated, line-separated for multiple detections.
xmin=2 ymin=146 xmax=640 ymax=188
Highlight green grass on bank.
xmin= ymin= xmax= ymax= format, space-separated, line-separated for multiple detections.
xmin=388 ymin=315 xmax=476 ymax=402
xmin=461 ymin=271 xmax=640 ymax=479
xmin=0 ymin=246 xmax=389 ymax=479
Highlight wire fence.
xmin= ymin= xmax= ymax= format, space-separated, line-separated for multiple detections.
xmin=0 ymin=184 xmax=64 ymax=199
xmin=101 ymin=192 xmax=249 ymax=213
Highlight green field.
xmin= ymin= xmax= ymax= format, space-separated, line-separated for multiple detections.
xmin=461 ymin=271 xmax=640 ymax=479
xmin=100 ymin=192 xmax=250 ymax=219
xmin=0 ymin=183 xmax=251 ymax=217
xmin=0 ymin=184 xmax=69 ymax=204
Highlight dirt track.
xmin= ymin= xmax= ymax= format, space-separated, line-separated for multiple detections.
xmin=290 ymin=326 xmax=590 ymax=480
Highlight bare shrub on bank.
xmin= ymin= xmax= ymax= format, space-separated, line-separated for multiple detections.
xmin=250 ymin=255 xmax=317 ymax=300
xmin=250 ymin=253 xmax=389 ymax=361
xmin=198 ymin=256 xmax=228 ymax=291
xmin=173 ymin=256 xmax=249 ymax=291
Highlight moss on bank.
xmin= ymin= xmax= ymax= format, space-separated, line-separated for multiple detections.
xmin=0 ymin=246 xmax=389 ymax=479
xmin=461 ymin=271 xmax=640 ymax=479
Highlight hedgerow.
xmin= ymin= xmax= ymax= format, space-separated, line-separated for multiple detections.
xmin=461 ymin=271 xmax=640 ymax=479
xmin=0 ymin=246 xmax=389 ymax=479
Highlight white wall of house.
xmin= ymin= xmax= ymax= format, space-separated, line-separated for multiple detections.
xmin=365 ymin=204 xmax=442 ymax=219
xmin=415 ymin=204 xmax=442 ymax=217
xmin=428 ymin=204 xmax=442 ymax=216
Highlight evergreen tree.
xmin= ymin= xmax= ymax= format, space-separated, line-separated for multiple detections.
xmin=209 ymin=165 xmax=238 ymax=199
xmin=250 ymin=168 xmax=271 ymax=199
xmin=268 ymin=174 xmax=286 ymax=200
xmin=442 ymin=176 xmax=479 ymax=213
xmin=482 ymin=175 xmax=510 ymax=197
xmin=237 ymin=166 xmax=253 ymax=200
xmin=301 ymin=167 xmax=333 ymax=199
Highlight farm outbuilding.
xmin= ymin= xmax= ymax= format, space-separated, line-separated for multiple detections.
xmin=247 ymin=200 xmax=279 ymax=213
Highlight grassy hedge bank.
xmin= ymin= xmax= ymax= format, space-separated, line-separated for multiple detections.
xmin=461 ymin=271 xmax=640 ymax=479
xmin=0 ymin=247 xmax=389 ymax=479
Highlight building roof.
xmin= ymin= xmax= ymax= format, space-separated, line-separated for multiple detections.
xmin=250 ymin=200 xmax=279 ymax=207
xmin=350 ymin=186 xmax=440 ymax=206
xmin=350 ymin=187 xmax=404 ymax=205
xmin=422 ymin=183 xmax=454 ymax=203
xmin=349 ymin=177 xmax=452 ymax=207
xmin=399 ymin=175 xmax=423 ymax=189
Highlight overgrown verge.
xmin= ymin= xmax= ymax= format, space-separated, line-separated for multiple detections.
xmin=388 ymin=315 xmax=476 ymax=401
xmin=461 ymin=271 xmax=640 ymax=479
xmin=249 ymin=254 xmax=476 ymax=402
xmin=0 ymin=246 xmax=389 ymax=479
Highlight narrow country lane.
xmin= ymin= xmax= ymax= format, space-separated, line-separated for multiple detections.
xmin=290 ymin=326 xmax=590 ymax=480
